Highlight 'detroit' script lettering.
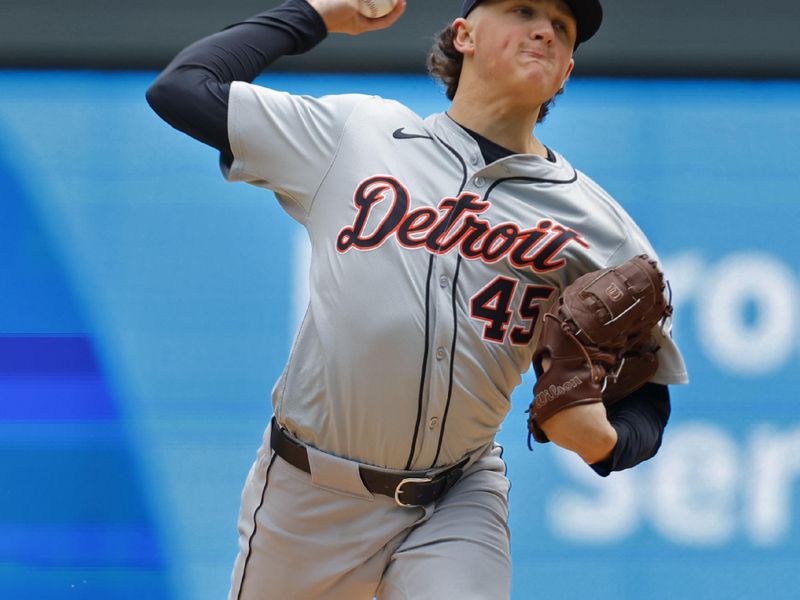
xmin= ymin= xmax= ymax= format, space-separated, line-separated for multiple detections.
xmin=336 ymin=175 xmax=589 ymax=272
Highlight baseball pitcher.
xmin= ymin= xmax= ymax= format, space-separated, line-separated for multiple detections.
xmin=147 ymin=0 xmax=689 ymax=598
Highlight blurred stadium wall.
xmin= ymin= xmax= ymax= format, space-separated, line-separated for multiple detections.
xmin=1 ymin=0 xmax=800 ymax=78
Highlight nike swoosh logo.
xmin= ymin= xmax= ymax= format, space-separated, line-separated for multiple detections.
xmin=393 ymin=128 xmax=433 ymax=140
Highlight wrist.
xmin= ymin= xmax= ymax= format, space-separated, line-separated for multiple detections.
xmin=296 ymin=0 xmax=330 ymax=38
xmin=539 ymin=402 xmax=618 ymax=463
xmin=580 ymin=423 xmax=618 ymax=465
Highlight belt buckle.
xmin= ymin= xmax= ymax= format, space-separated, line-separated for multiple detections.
xmin=394 ymin=477 xmax=433 ymax=508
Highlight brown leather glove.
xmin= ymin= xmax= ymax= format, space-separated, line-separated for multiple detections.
xmin=527 ymin=255 xmax=672 ymax=444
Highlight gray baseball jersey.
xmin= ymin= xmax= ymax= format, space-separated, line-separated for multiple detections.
xmin=224 ymin=81 xmax=688 ymax=472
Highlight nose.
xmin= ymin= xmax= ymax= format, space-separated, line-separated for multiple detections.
xmin=530 ymin=17 xmax=556 ymax=44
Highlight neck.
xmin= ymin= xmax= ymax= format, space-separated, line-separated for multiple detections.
xmin=448 ymin=78 xmax=549 ymax=158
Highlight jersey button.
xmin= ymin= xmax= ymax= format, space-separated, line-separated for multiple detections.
xmin=470 ymin=153 xmax=479 ymax=165
xmin=473 ymin=176 xmax=486 ymax=187
xmin=428 ymin=417 xmax=440 ymax=429
xmin=436 ymin=347 xmax=447 ymax=360
xmin=439 ymin=275 xmax=449 ymax=288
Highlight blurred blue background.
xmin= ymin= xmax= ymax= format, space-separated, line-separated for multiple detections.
xmin=1 ymin=71 xmax=799 ymax=600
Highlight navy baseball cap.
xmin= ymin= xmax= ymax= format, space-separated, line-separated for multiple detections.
xmin=460 ymin=0 xmax=603 ymax=46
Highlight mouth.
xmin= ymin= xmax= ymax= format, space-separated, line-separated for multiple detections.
xmin=520 ymin=49 xmax=548 ymax=60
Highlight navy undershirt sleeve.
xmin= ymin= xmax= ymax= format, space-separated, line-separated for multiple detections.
xmin=145 ymin=0 xmax=327 ymax=160
xmin=590 ymin=383 xmax=672 ymax=477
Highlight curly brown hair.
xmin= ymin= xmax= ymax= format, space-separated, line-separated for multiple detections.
xmin=427 ymin=24 xmax=563 ymax=124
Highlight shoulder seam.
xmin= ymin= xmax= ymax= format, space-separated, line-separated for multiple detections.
xmin=305 ymin=95 xmax=373 ymax=217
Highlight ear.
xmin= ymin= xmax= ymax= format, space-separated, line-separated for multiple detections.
xmin=561 ymin=58 xmax=575 ymax=87
xmin=452 ymin=18 xmax=476 ymax=57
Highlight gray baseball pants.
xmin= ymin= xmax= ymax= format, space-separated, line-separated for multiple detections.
xmin=228 ymin=421 xmax=511 ymax=600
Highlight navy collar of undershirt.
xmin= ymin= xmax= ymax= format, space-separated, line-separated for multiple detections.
xmin=458 ymin=124 xmax=556 ymax=165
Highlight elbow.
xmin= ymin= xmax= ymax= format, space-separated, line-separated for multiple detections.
xmin=144 ymin=70 xmax=230 ymax=153
xmin=145 ymin=76 xmax=174 ymax=120
xmin=145 ymin=73 xmax=194 ymax=132
xmin=145 ymin=80 xmax=161 ymax=112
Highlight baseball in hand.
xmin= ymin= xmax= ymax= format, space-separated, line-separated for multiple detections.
xmin=358 ymin=0 xmax=397 ymax=18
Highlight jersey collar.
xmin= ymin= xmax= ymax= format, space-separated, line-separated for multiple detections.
xmin=426 ymin=112 xmax=578 ymax=181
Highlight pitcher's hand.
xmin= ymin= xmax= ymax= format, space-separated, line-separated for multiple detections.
xmin=306 ymin=0 xmax=406 ymax=35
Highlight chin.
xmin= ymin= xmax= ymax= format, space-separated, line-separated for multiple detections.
xmin=511 ymin=78 xmax=559 ymax=107
xmin=515 ymin=70 xmax=560 ymax=96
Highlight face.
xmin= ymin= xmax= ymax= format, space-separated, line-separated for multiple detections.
xmin=455 ymin=0 xmax=577 ymax=106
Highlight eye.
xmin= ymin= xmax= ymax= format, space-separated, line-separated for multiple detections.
xmin=514 ymin=6 xmax=535 ymax=18
xmin=552 ymin=18 xmax=574 ymax=40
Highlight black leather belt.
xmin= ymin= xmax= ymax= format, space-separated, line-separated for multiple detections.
xmin=270 ymin=418 xmax=467 ymax=507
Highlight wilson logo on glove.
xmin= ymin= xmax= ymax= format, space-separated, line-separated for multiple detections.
xmin=533 ymin=376 xmax=584 ymax=409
